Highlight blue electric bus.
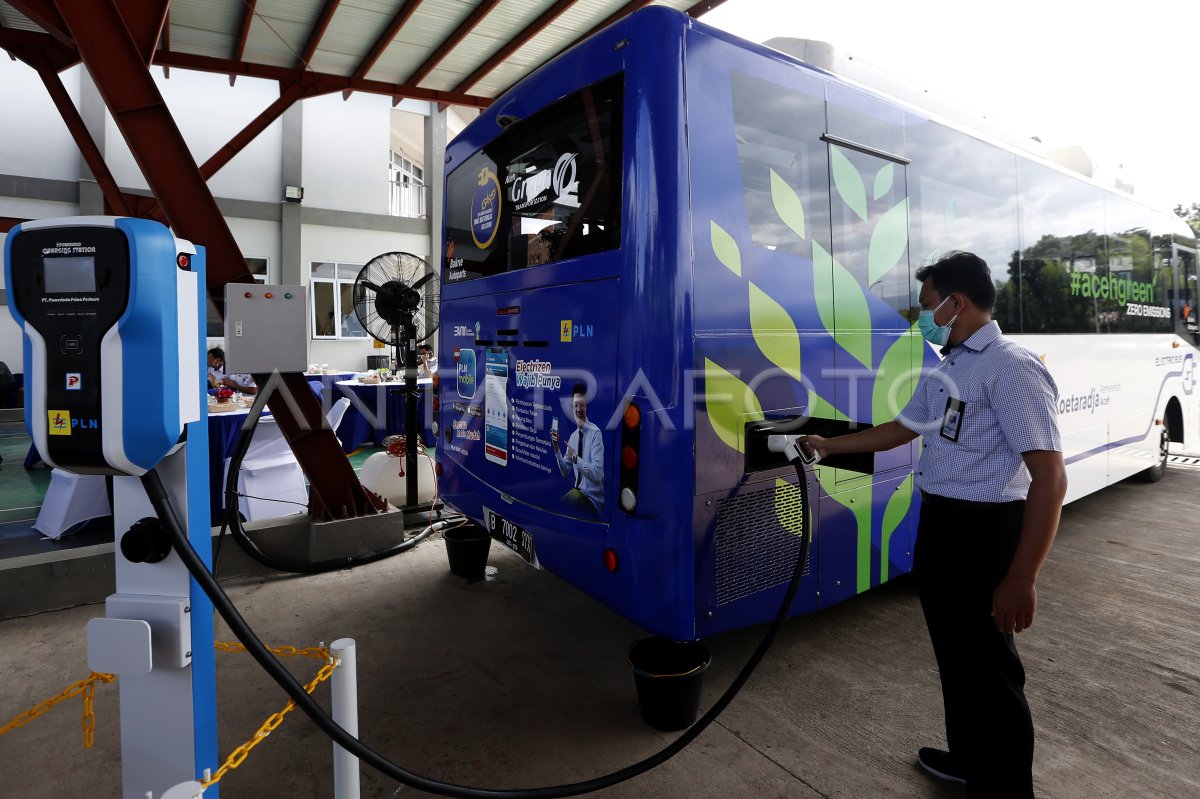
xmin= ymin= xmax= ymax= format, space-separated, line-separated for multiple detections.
xmin=436 ymin=6 xmax=1199 ymax=642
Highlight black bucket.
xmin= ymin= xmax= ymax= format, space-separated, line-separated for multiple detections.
xmin=627 ymin=637 xmax=711 ymax=731
xmin=444 ymin=525 xmax=492 ymax=582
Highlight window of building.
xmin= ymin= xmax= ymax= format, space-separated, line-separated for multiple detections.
xmin=389 ymin=150 xmax=426 ymax=218
xmin=246 ymin=256 xmax=268 ymax=283
xmin=310 ymin=261 xmax=370 ymax=340
xmin=206 ymin=256 xmax=271 ymax=335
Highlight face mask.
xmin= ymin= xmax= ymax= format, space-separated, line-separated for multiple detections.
xmin=918 ymin=296 xmax=958 ymax=346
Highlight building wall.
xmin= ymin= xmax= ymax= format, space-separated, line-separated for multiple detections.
xmin=0 ymin=64 xmax=81 ymax=182
xmin=103 ymin=68 xmax=284 ymax=203
xmin=302 ymin=92 xmax=391 ymax=216
xmin=0 ymin=55 xmax=446 ymax=380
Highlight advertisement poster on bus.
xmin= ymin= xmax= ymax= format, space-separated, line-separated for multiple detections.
xmin=441 ymin=281 xmax=619 ymax=527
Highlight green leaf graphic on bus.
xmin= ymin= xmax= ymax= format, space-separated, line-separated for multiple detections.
xmin=831 ymin=146 xmax=868 ymax=221
xmin=749 ymin=282 xmax=802 ymax=381
xmin=881 ymin=474 xmax=914 ymax=581
xmin=775 ymin=477 xmax=805 ymax=539
xmin=702 ymin=357 xmax=763 ymax=453
xmin=769 ymin=169 xmax=806 ymax=240
xmin=868 ymin=198 xmax=909 ymax=285
xmin=813 ymin=241 xmax=873 ymax=368
xmin=873 ymin=163 xmax=894 ymax=200
xmin=872 ymin=325 xmax=920 ymax=425
xmin=711 ymin=220 xmax=742 ymax=276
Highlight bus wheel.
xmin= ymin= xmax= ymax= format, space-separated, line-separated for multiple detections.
xmin=1139 ymin=420 xmax=1170 ymax=483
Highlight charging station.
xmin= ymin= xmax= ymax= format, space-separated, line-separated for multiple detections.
xmin=5 ymin=216 xmax=218 ymax=799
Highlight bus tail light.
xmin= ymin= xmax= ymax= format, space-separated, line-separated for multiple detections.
xmin=619 ymin=399 xmax=641 ymax=515
xmin=604 ymin=547 xmax=619 ymax=573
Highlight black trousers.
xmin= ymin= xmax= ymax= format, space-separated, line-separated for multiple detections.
xmin=913 ymin=492 xmax=1035 ymax=799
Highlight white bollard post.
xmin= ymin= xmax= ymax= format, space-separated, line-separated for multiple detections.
xmin=330 ymin=638 xmax=361 ymax=799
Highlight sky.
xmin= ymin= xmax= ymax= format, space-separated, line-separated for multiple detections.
xmin=698 ymin=0 xmax=1200 ymax=213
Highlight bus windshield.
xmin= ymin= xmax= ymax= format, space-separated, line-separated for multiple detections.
xmin=444 ymin=74 xmax=623 ymax=284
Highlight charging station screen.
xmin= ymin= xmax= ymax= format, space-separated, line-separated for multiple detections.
xmin=43 ymin=256 xmax=97 ymax=293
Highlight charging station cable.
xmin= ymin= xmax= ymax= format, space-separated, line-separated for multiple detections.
xmin=143 ymin=444 xmax=814 ymax=797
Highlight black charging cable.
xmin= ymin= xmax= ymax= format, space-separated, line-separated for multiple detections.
xmin=142 ymin=453 xmax=813 ymax=798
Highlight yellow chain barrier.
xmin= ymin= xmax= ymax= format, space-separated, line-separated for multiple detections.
xmin=0 ymin=672 xmax=116 ymax=749
xmin=202 ymin=646 xmax=337 ymax=788
xmin=2 ymin=639 xmax=336 ymax=779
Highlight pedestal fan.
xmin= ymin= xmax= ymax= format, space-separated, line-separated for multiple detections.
xmin=352 ymin=252 xmax=440 ymax=511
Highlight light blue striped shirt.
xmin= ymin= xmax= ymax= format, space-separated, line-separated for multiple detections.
xmin=897 ymin=321 xmax=1062 ymax=502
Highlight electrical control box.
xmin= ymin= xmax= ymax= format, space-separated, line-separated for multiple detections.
xmin=223 ymin=283 xmax=307 ymax=374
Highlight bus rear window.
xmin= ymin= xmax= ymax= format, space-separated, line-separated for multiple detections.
xmin=444 ymin=74 xmax=623 ymax=283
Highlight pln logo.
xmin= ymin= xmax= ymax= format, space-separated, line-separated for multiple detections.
xmin=48 ymin=410 xmax=71 ymax=436
xmin=49 ymin=410 xmax=97 ymax=435
xmin=560 ymin=320 xmax=594 ymax=342
xmin=457 ymin=348 xmax=477 ymax=399
xmin=65 ymin=373 xmax=81 ymax=390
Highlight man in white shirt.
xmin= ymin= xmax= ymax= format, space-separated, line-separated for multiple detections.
xmin=551 ymin=382 xmax=604 ymax=516
xmin=207 ymin=347 xmax=257 ymax=395
xmin=417 ymin=344 xmax=438 ymax=379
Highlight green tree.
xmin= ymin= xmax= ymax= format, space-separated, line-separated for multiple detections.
xmin=1173 ymin=202 xmax=1200 ymax=238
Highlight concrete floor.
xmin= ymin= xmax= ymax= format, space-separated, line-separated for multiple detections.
xmin=2 ymin=466 xmax=1199 ymax=799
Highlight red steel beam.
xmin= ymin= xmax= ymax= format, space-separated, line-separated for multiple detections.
xmin=349 ymin=0 xmax=423 ymax=85
xmin=28 ymin=51 xmax=133 ymax=217
xmin=51 ymin=0 xmax=380 ymax=520
xmin=0 ymin=24 xmax=79 ymax=71
xmin=297 ymin=0 xmax=342 ymax=68
xmin=156 ymin=48 xmax=492 ymax=108
xmin=6 ymin=0 xmax=73 ymax=48
xmin=449 ymin=0 xmax=578 ymax=97
xmin=199 ymin=80 xmax=312 ymax=180
xmin=0 ymin=22 xmax=492 ymax=108
xmin=0 ymin=217 xmax=26 ymax=233
xmin=160 ymin=6 xmax=170 ymax=76
xmin=403 ymin=0 xmax=502 ymax=88
xmin=113 ymin=0 xmax=169 ymax=66
xmin=233 ymin=0 xmax=258 ymax=62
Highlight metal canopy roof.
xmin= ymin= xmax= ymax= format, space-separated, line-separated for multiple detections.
xmin=0 ymin=0 xmax=727 ymax=108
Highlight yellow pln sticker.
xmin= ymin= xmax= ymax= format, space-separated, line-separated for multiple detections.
xmin=48 ymin=410 xmax=71 ymax=435
xmin=560 ymin=320 xmax=572 ymax=342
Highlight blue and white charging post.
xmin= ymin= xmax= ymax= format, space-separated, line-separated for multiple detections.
xmin=5 ymin=217 xmax=218 ymax=798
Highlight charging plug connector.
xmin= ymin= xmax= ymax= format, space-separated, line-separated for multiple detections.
xmin=767 ymin=434 xmax=820 ymax=465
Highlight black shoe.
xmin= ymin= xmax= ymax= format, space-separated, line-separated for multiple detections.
xmin=917 ymin=747 xmax=966 ymax=785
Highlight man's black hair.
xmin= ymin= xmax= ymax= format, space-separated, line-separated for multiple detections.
xmin=915 ymin=250 xmax=996 ymax=311
xmin=208 ymin=347 xmax=225 ymax=360
xmin=572 ymin=382 xmax=587 ymax=398
xmin=418 ymin=344 xmax=433 ymax=354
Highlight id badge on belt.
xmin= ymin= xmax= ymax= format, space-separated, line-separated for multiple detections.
xmin=940 ymin=397 xmax=965 ymax=442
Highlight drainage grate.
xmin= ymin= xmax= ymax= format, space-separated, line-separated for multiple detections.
xmin=714 ymin=480 xmax=810 ymax=607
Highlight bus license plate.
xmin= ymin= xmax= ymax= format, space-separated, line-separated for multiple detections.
xmin=483 ymin=507 xmax=540 ymax=568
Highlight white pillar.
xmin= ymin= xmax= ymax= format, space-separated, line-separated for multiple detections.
xmin=330 ymin=637 xmax=360 ymax=799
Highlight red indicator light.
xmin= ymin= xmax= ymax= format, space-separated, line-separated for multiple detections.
xmin=623 ymin=403 xmax=641 ymax=429
xmin=603 ymin=548 xmax=619 ymax=573
xmin=265 ymin=292 xmax=273 ymax=299
xmin=177 ymin=254 xmax=189 ymax=268
xmin=244 ymin=291 xmax=252 ymax=298
xmin=433 ymin=396 xmax=440 ymax=412
xmin=621 ymin=445 xmax=638 ymax=470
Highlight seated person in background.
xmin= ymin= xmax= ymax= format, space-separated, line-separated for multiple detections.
xmin=207 ymin=347 xmax=258 ymax=395
xmin=417 ymin=344 xmax=438 ymax=379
